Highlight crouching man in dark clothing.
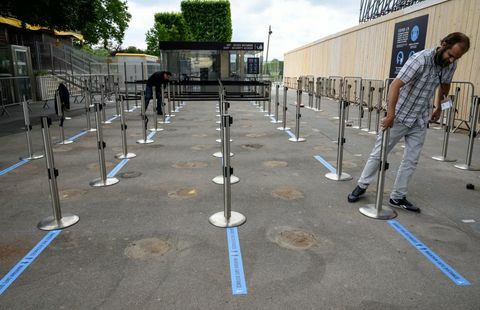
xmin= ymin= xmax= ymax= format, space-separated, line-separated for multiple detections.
xmin=145 ymin=71 xmax=172 ymax=115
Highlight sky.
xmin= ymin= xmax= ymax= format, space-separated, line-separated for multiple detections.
xmin=123 ymin=0 xmax=361 ymax=60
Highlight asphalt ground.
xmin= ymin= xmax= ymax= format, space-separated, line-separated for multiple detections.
xmin=0 ymin=90 xmax=479 ymax=309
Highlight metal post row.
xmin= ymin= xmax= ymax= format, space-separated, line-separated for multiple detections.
xmin=20 ymin=96 xmax=44 ymax=160
xmin=115 ymin=95 xmax=136 ymax=159
xmin=454 ymin=96 xmax=480 ymax=170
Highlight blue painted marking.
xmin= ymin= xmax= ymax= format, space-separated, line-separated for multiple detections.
xmin=0 ymin=230 xmax=61 ymax=295
xmin=285 ymin=130 xmax=296 ymax=139
xmin=165 ymin=116 xmax=171 ymax=122
xmin=313 ymin=155 xmax=336 ymax=173
xmin=107 ymin=115 xmax=119 ymax=122
xmin=0 ymin=159 xmax=30 ymax=176
xmin=107 ymin=159 xmax=129 ymax=178
xmin=226 ymin=227 xmax=247 ymax=295
xmin=128 ymin=106 xmax=138 ymax=112
xmin=68 ymin=130 xmax=88 ymax=142
xmin=388 ymin=220 xmax=470 ymax=286
xmin=147 ymin=131 xmax=156 ymax=139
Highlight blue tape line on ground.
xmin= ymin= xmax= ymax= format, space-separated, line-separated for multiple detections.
xmin=165 ymin=116 xmax=171 ymax=122
xmin=107 ymin=159 xmax=129 ymax=178
xmin=285 ymin=130 xmax=296 ymax=139
xmin=226 ymin=227 xmax=247 ymax=295
xmin=128 ymin=106 xmax=138 ymax=112
xmin=0 ymin=230 xmax=61 ymax=295
xmin=0 ymin=159 xmax=30 ymax=176
xmin=313 ymin=155 xmax=336 ymax=173
xmin=68 ymin=130 xmax=88 ymax=142
xmin=107 ymin=115 xmax=119 ymax=122
xmin=147 ymin=131 xmax=156 ymax=139
xmin=388 ymin=220 xmax=470 ymax=286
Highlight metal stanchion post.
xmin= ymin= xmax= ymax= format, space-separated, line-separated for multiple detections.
xmin=90 ymin=102 xmax=120 ymax=187
xmin=326 ymin=99 xmax=352 ymax=181
xmin=101 ymin=85 xmax=111 ymax=124
xmin=315 ymin=78 xmax=323 ymax=112
xmin=209 ymin=114 xmax=246 ymax=228
xmin=277 ymin=86 xmax=290 ymax=130
xmin=133 ymin=76 xmax=138 ymax=107
xmin=114 ymin=83 xmax=120 ymax=116
xmin=359 ymin=127 xmax=397 ymax=219
xmin=125 ymin=79 xmax=131 ymax=112
xmin=38 ymin=116 xmax=79 ymax=230
xmin=289 ymin=89 xmax=306 ymax=142
xmin=20 ymin=97 xmax=44 ymax=160
xmin=137 ymin=92 xmax=154 ymax=144
xmin=432 ymin=93 xmax=458 ymax=162
xmin=373 ymin=87 xmax=384 ymax=134
xmin=150 ymin=86 xmax=163 ymax=132
xmin=308 ymin=80 xmax=314 ymax=109
xmin=265 ymin=83 xmax=273 ymax=117
xmin=362 ymin=82 xmax=374 ymax=132
xmin=56 ymin=91 xmax=73 ymax=145
xmin=115 ymin=96 xmax=136 ymax=159
xmin=85 ymin=87 xmax=96 ymax=132
xmin=159 ymin=85 xmax=170 ymax=124
xmin=271 ymin=84 xmax=282 ymax=123
xmin=353 ymin=83 xmax=364 ymax=129
xmin=454 ymin=96 xmax=479 ymax=170
xmin=167 ymin=83 xmax=174 ymax=117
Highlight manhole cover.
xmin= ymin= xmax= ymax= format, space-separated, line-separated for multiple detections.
xmin=192 ymin=134 xmax=208 ymax=138
xmin=87 ymin=161 xmax=115 ymax=170
xmin=268 ymin=226 xmax=316 ymax=250
xmin=271 ymin=186 xmax=304 ymax=200
xmin=168 ymin=187 xmax=198 ymax=199
xmin=241 ymin=143 xmax=263 ymax=150
xmin=124 ymin=238 xmax=171 ymax=260
xmin=191 ymin=145 xmax=212 ymax=151
xmin=263 ymin=161 xmax=288 ymax=168
xmin=172 ymin=161 xmax=208 ymax=169
xmin=118 ymin=171 xmax=142 ymax=179
xmin=59 ymin=189 xmax=87 ymax=201
xmin=246 ymin=133 xmax=266 ymax=138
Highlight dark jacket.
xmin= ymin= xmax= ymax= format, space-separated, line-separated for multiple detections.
xmin=146 ymin=71 xmax=170 ymax=88
xmin=54 ymin=83 xmax=70 ymax=115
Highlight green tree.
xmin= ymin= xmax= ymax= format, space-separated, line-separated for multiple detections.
xmin=145 ymin=12 xmax=191 ymax=55
xmin=181 ymin=0 xmax=232 ymax=42
xmin=0 ymin=0 xmax=131 ymax=51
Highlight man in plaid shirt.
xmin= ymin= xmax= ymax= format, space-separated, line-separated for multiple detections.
xmin=348 ymin=32 xmax=470 ymax=212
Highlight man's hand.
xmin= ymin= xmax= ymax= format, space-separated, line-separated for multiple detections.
xmin=431 ymin=107 xmax=442 ymax=122
xmin=380 ymin=115 xmax=395 ymax=129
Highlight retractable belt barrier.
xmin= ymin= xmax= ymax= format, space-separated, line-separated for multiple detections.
xmin=20 ymin=96 xmax=44 ymax=161
xmin=454 ymin=96 xmax=480 ymax=171
xmin=38 ymin=116 xmax=80 ymax=230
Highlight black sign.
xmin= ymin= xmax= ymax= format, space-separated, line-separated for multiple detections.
xmin=247 ymin=57 xmax=260 ymax=74
xmin=389 ymin=15 xmax=428 ymax=78
xmin=159 ymin=41 xmax=264 ymax=51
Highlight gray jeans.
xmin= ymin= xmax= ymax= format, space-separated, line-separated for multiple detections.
xmin=358 ymin=120 xmax=427 ymax=199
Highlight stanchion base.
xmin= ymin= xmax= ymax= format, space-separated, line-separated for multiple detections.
xmin=216 ymin=120 xmax=221 ymax=124
xmin=359 ymin=204 xmax=397 ymax=220
xmin=288 ymin=137 xmax=306 ymax=142
xmin=158 ymin=120 xmax=171 ymax=124
xmin=277 ymin=127 xmax=291 ymax=131
xmin=167 ymin=114 xmax=176 ymax=117
xmin=213 ymin=152 xmax=234 ymax=158
xmin=361 ymin=128 xmax=369 ymax=132
xmin=264 ymin=114 xmax=274 ymax=117
xmin=270 ymin=119 xmax=282 ymax=123
xmin=368 ymin=130 xmax=377 ymax=135
xmin=216 ymin=128 xmax=221 ymax=131
xmin=209 ymin=211 xmax=246 ymax=228
xmin=325 ymin=172 xmax=352 ymax=181
xmin=330 ymin=117 xmax=340 ymax=120
xmin=38 ymin=214 xmax=80 ymax=231
xmin=87 ymin=128 xmax=97 ymax=132
xmin=115 ymin=152 xmax=136 ymax=159
xmin=136 ymin=139 xmax=154 ymax=144
xmin=351 ymin=126 xmax=361 ymax=129
xmin=432 ymin=155 xmax=457 ymax=162
xmin=149 ymin=128 xmax=164 ymax=132
xmin=21 ymin=154 xmax=44 ymax=160
xmin=64 ymin=116 xmax=72 ymax=120
xmin=212 ymin=175 xmax=240 ymax=184
xmin=102 ymin=120 xmax=112 ymax=124
xmin=90 ymin=177 xmax=120 ymax=187
xmin=59 ymin=140 xmax=74 ymax=145
xmin=454 ymin=163 xmax=480 ymax=171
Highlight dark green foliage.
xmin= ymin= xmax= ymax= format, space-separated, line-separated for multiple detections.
xmin=181 ymin=0 xmax=232 ymax=42
xmin=0 ymin=0 xmax=131 ymax=50
xmin=146 ymin=12 xmax=192 ymax=55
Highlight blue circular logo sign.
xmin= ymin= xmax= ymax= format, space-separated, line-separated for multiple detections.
xmin=411 ymin=25 xmax=420 ymax=42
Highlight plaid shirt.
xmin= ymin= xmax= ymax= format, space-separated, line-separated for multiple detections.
xmin=395 ymin=48 xmax=457 ymax=128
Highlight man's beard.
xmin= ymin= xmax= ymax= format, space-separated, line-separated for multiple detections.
xmin=434 ymin=48 xmax=450 ymax=67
